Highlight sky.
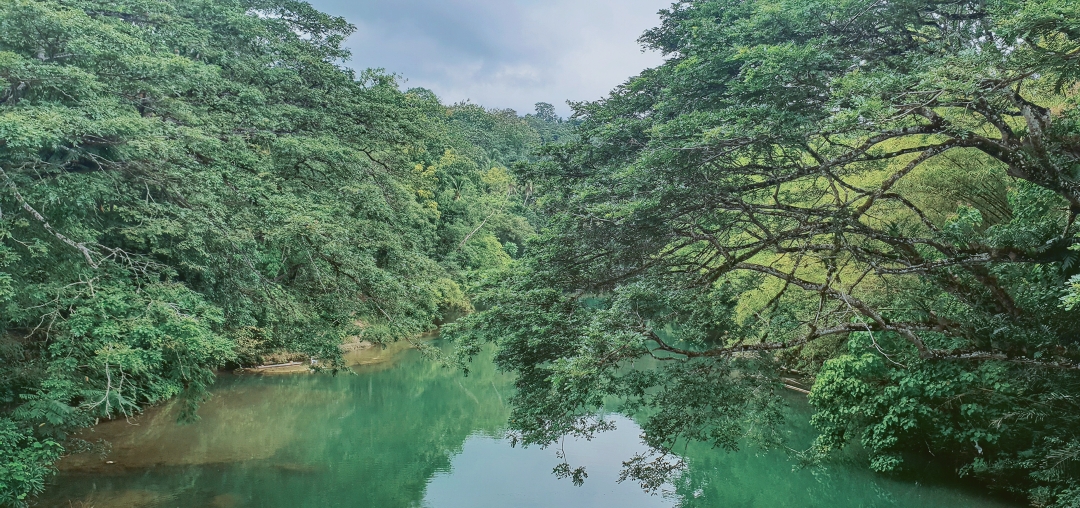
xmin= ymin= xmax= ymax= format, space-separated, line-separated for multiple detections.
xmin=305 ymin=0 xmax=672 ymax=117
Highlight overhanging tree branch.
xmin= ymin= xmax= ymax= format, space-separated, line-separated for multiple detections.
xmin=0 ymin=165 xmax=99 ymax=268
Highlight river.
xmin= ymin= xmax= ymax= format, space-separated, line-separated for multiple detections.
xmin=42 ymin=339 xmax=1017 ymax=508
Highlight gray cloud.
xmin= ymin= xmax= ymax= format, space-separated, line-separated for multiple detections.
xmin=306 ymin=0 xmax=671 ymax=116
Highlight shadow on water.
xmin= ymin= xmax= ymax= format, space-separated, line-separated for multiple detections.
xmin=42 ymin=339 xmax=1018 ymax=508
xmin=669 ymin=394 xmax=1018 ymax=508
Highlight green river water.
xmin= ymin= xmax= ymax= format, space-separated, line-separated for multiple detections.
xmin=42 ymin=340 xmax=1017 ymax=508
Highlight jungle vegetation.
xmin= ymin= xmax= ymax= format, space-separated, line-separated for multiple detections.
xmin=0 ymin=0 xmax=552 ymax=503
xmin=3 ymin=0 xmax=1080 ymax=507
xmin=448 ymin=0 xmax=1080 ymax=506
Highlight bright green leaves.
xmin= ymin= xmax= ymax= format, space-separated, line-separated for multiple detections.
xmin=470 ymin=0 xmax=1080 ymax=504
xmin=0 ymin=0 xmax=543 ymax=503
xmin=1064 ymin=275 xmax=1080 ymax=310
xmin=0 ymin=419 xmax=61 ymax=506
xmin=28 ymin=279 xmax=232 ymax=424
xmin=811 ymin=337 xmax=1018 ymax=473
xmin=993 ymin=0 xmax=1080 ymax=87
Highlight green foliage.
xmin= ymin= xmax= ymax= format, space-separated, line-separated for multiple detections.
xmin=811 ymin=333 xmax=1022 ymax=473
xmin=0 ymin=0 xmax=548 ymax=504
xmin=1064 ymin=275 xmax=1080 ymax=311
xmin=453 ymin=0 xmax=1080 ymax=505
xmin=446 ymin=266 xmax=786 ymax=491
xmin=0 ymin=420 xmax=60 ymax=506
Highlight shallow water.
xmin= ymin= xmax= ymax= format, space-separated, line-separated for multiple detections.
xmin=43 ymin=341 xmax=1016 ymax=508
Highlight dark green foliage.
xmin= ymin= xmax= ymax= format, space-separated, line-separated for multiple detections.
xmin=0 ymin=420 xmax=61 ymax=505
xmin=0 ymin=0 xmax=543 ymax=504
xmin=447 ymin=266 xmax=787 ymax=491
xmin=451 ymin=0 xmax=1080 ymax=505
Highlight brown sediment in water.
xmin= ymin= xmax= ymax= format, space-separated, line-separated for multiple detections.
xmin=57 ymin=335 xmax=428 ymax=474
xmin=208 ymin=493 xmax=242 ymax=508
xmin=58 ymin=384 xmax=313 ymax=473
xmin=62 ymin=489 xmax=171 ymax=508
xmin=341 ymin=339 xmax=421 ymax=368
xmin=267 ymin=461 xmax=324 ymax=473
xmin=241 ymin=334 xmax=429 ymax=374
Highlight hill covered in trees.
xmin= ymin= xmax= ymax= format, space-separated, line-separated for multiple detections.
xmin=0 ymin=0 xmax=568 ymax=503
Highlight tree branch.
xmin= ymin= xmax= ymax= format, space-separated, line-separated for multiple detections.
xmin=0 ymin=166 xmax=99 ymax=268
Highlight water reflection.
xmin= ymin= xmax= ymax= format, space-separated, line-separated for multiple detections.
xmin=425 ymin=416 xmax=676 ymax=508
xmin=47 ymin=341 xmax=510 ymax=507
xmin=42 ymin=341 xmax=1016 ymax=508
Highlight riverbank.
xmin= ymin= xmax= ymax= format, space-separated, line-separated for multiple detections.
xmin=237 ymin=328 xmax=443 ymax=375
xmin=55 ymin=337 xmax=429 ymax=477
xmin=42 ymin=340 xmax=1022 ymax=508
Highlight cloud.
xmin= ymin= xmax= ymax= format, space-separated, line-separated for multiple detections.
xmin=306 ymin=0 xmax=671 ymax=117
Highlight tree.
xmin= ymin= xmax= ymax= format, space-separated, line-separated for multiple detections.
xmin=448 ymin=0 xmax=1080 ymax=504
xmin=0 ymin=1 xmax=535 ymax=504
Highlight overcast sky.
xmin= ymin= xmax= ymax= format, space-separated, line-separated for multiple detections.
xmin=306 ymin=0 xmax=672 ymax=117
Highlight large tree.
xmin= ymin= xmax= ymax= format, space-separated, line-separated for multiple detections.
xmin=450 ymin=0 xmax=1080 ymax=504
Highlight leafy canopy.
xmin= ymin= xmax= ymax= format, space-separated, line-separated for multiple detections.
xmin=449 ymin=0 xmax=1080 ymax=505
xmin=0 ymin=0 xmax=551 ymax=504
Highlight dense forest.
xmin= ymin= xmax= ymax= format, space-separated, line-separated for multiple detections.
xmin=448 ymin=0 xmax=1080 ymax=506
xmin=1 ymin=0 xmax=1078 ymax=507
xmin=0 ymin=0 xmax=564 ymax=503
